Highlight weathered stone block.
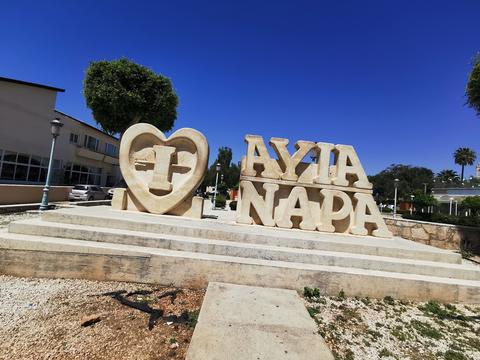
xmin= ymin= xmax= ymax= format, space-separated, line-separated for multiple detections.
xmin=411 ymin=227 xmax=430 ymax=241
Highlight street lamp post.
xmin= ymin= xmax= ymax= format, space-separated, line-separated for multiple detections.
xmin=410 ymin=194 xmax=415 ymax=215
xmin=422 ymin=182 xmax=428 ymax=194
xmin=212 ymin=163 xmax=221 ymax=209
xmin=393 ymin=178 xmax=399 ymax=219
xmin=39 ymin=118 xmax=63 ymax=211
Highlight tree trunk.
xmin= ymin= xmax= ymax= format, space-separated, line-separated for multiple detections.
xmin=120 ymin=115 xmax=141 ymax=141
xmin=461 ymin=165 xmax=465 ymax=181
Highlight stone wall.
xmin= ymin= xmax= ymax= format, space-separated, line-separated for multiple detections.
xmin=384 ymin=217 xmax=480 ymax=254
xmin=0 ymin=185 xmax=73 ymax=205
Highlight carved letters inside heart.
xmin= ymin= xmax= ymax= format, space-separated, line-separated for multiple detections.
xmin=111 ymin=123 xmax=209 ymax=218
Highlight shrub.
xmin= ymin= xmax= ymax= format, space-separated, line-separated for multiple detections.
xmin=229 ymin=200 xmax=237 ymax=210
xmin=187 ymin=310 xmax=199 ymax=328
xmin=306 ymin=306 xmax=319 ymax=318
xmin=402 ymin=213 xmax=480 ymax=228
xmin=304 ymin=287 xmax=320 ymax=298
xmin=412 ymin=192 xmax=438 ymax=209
xmin=215 ymin=195 xmax=226 ymax=208
xmin=462 ymin=196 xmax=480 ymax=216
xmin=444 ymin=349 xmax=468 ymax=360
xmin=383 ymin=296 xmax=395 ymax=305
xmin=410 ymin=319 xmax=442 ymax=339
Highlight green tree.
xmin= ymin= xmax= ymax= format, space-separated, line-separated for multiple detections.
xmin=466 ymin=54 xmax=480 ymax=117
xmin=368 ymin=164 xmax=434 ymax=203
xmin=83 ymin=58 xmax=178 ymax=134
xmin=202 ymin=147 xmax=240 ymax=190
xmin=462 ymin=196 xmax=480 ymax=216
xmin=435 ymin=169 xmax=460 ymax=185
xmin=412 ymin=190 xmax=438 ymax=212
xmin=453 ymin=147 xmax=477 ymax=181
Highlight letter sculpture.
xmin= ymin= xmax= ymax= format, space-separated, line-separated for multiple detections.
xmin=236 ymin=135 xmax=392 ymax=238
xmin=111 ymin=123 xmax=209 ymax=218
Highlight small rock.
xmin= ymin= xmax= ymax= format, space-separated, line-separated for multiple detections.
xmin=80 ymin=313 xmax=103 ymax=327
xmin=170 ymin=342 xmax=179 ymax=349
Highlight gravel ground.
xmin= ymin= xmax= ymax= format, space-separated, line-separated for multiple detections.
xmin=0 ymin=211 xmax=41 ymax=229
xmin=0 ymin=275 xmax=204 ymax=360
xmin=303 ymin=289 xmax=480 ymax=360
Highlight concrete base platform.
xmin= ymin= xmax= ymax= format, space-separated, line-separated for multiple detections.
xmin=186 ymin=282 xmax=334 ymax=360
xmin=0 ymin=206 xmax=479 ymax=303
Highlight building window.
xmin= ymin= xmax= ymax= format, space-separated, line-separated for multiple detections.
xmin=0 ymin=150 xmax=60 ymax=183
xmin=104 ymin=143 xmax=118 ymax=157
xmin=64 ymin=163 xmax=102 ymax=185
xmin=70 ymin=133 xmax=79 ymax=144
xmin=84 ymin=135 xmax=99 ymax=152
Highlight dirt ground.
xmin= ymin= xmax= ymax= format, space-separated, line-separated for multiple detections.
xmin=303 ymin=288 xmax=480 ymax=360
xmin=0 ymin=275 xmax=205 ymax=360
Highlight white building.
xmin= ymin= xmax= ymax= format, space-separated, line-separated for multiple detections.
xmin=0 ymin=76 xmax=121 ymax=187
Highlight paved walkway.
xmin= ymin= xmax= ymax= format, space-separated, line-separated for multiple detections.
xmin=186 ymin=282 xmax=334 ymax=360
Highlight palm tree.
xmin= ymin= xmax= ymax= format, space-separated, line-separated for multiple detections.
xmin=436 ymin=169 xmax=460 ymax=185
xmin=454 ymin=147 xmax=477 ymax=181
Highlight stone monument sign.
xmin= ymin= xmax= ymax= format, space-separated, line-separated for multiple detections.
xmin=111 ymin=123 xmax=209 ymax=218
xmin=236 ymin=135 xmax=392 ymax=238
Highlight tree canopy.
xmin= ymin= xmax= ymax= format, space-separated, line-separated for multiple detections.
xmin=83 ymin=58 xmax=178 ymax=134
xmin=368 ymin=164 xmax=434 ymax=203
xmin=435 ymin=169 xmax=460 ymax=185
xmin=466 ymin=54 xmax=480 ymax=117
xmin=453 ymin=147 xmax=477 ymax=181
xmin=412 ymin=190 xmax=438 ymax=210
xmin=462 ymin=196 xmax=480 ymax=216
xmin=202 ymin=147 xmax=240 ymax=191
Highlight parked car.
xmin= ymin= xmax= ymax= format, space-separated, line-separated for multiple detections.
xmin=106 ymin=179 xmax=127 ymax=199
xmin=107 ymin=188 xmax=115 ymax=199
xmin=68 ymin=185 xmax=107 ymax=201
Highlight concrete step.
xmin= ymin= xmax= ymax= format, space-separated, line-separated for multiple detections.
xmin=9 ymin=218 xmax=480 ymax=281
xmin=40 ymin=206 xmax=461 ymax=264
xmin=0 ymin=230 xmax=479 ymax=303
xmin=186 ymin=282 xmax=334 ymax=360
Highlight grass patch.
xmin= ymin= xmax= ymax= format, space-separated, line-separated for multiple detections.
xmin=367 ymin=329 xmax=382 ymax=340
xmin=360 ymin=297 xmax=370 ymax=305
xmin=336 ymin=290 xmax=346 ymax=301
xmin=466 ymin=336 xmax=480 ymax=351
xmin=418 ymin=301 xmax=467 ymax=321
xmin=187 ymin=310 xmax=200 ymax=328
xmin=391 ymin=326 xmax=408 ymax=341
xmin=379 ymin=348 xmax=394 ymax=357
xmin=307 ymin=306 xmax=319 ymax=318
xmin=444 ymin=350 xmax=470 ymax=360
xmin=344 ymin=349 xmax=354 ymax=360
xmin=410 ymin=320 xmax=442 ymax=340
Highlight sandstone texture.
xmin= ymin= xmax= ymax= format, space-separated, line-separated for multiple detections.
xmin=385 ymin=217 xmax=480 ymax=254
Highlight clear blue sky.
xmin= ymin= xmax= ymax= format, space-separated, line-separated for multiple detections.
xmin=1 ymin=1 xmax=479 ymax=176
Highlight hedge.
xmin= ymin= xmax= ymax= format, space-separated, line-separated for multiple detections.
xmin=402 ymin=213 xmax=480 ymax=228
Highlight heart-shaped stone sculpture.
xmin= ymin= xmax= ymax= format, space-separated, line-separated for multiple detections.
xmin=117 ymin=123 xmax=209 ymax=215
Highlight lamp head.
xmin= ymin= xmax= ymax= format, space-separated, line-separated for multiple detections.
xmin=50 ymin=118 xmax=63 ymax=137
